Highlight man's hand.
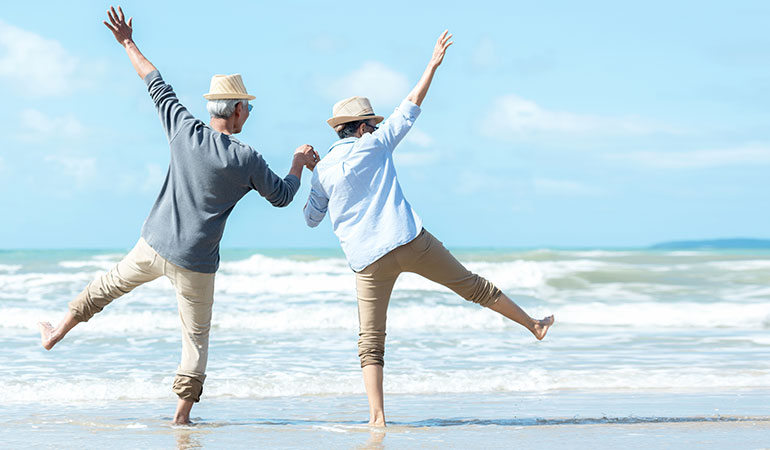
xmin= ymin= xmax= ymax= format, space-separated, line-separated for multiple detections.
xmin=103 ymin=5 xmax=156 ymax=79
xmin=428 ymin=30 xmax=453 ymax=69
xmin=104 ymin=6 xmax=134 ymax=47
xmin=294 ymin=144 xmax=320 ymax=171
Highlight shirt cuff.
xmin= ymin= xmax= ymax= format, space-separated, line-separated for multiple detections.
xmin=398 ymin=99 xmax=421 ymax=121
xmin=284 ymin=174 xmax=301 ymax=191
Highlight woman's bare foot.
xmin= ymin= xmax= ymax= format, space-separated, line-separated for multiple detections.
xmin=368 ymin=418 xmax=386 ymax=427
xmin=532 ymin=315 xmax=554 ymax=340
xmin=38 ymin=321 xmax=59 ymax=350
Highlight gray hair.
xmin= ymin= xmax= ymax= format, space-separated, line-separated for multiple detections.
xmin=207 ymin=99 xmax=249 ymax=119
xmin=335 ymin=120 xmax=367 ymax=139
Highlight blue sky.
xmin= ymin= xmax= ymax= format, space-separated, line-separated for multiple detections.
xmin=1 ymin=1 xmax=768 ymax=249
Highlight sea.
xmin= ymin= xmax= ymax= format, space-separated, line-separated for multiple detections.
xmin=1 ymin=246 xmax=769 ymax=449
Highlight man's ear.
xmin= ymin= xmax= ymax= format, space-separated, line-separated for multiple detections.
xmin=359 ymin=122 xmax=367 ymax=135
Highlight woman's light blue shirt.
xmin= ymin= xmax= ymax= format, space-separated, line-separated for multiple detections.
xmin=304 ymin=99 xmax=423 ymax=271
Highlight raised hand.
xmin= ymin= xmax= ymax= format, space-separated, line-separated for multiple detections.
xmin=104 ymin=6 xmax=134 ymax=47
xmin=429 ymin=30 xmax=453 ymax=69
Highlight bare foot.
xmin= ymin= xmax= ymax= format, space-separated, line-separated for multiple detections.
xmin=38 ymin=321 xmax=58 ymax=350
xmin=368 ymin=419 xmax=386 ymax=427
xmin=532 ymin=315 xmax=554 ymax=340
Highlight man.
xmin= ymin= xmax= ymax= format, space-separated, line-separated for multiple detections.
xmin=37 ymin=6 xmax=319 ymax=425
xmin=304 ymin=31 xmax=554 ymax=426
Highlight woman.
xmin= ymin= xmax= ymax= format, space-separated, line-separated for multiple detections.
xmin=304 ymin=31 xmax=554 ymax=426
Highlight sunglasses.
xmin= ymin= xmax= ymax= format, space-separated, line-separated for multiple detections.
xmin=247 ymin=104 xmax=253 ymax=112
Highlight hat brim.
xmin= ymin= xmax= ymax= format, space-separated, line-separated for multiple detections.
xmin=203 ymin=93 xmax=256 ymax=100
xmin=327 ymin=115 xmax=384 ymax=128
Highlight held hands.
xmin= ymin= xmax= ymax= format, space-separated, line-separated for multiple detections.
xmin=104 ymin=6 xmax=134 ymax=47
xmin=294 ymin=144 xmax=320 ymax=171
xmin=429 ymin=30 xmax=453 ymax=69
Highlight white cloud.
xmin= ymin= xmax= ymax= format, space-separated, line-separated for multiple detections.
xmin=323 ymin=61 xmax=409 ymax=107
xmin=403 ymin=128 xmax=435 ymax=148
xmin=19 ymin=109 xmax=85 ymax=140
xmin=44 ymin=156 xmax=96 ymax=188
xmin=482 ymin=94 xmax=680 ymax=139
xmin=0 ymin=20 xmax=79 ymax=96
xmin=611 ymin=144 xmax=770 ymax=169
xmin=533 ymin=177 xmax=603 ymax=196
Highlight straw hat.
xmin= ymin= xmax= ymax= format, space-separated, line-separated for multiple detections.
xmin=203 ymin=74 xmax=256 ymax=100
xmin=327 ymin=96 xmax=384 ymax=128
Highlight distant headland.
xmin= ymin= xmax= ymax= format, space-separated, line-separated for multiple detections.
xmin=650 ymin=238 xmax=770 ymax=249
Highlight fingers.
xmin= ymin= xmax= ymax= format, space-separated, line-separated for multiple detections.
xmin=117 ymin=6 xmax=125 ymax=22
xmin=127 ymin=17 xmax=133 ymax=28
xmin=103 ymin=20 xmax=117 ymax=33
xmin=108 ymin=7 xmax=119 ymax=27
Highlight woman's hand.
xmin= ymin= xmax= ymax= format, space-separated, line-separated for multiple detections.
xmin=428 ymin=30 xmax=453 ymax=69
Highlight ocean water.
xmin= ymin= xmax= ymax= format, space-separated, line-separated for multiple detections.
xmin=2 ymin=247 xmax=769 ymax=448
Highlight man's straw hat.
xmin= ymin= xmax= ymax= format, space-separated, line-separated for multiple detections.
xmin=327 ymin=96 xmax=384 ymax=128
xmin=203 ymin=74 xmax=256 ymax=100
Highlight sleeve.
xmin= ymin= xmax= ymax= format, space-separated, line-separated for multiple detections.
xmin=303 ymin=169 xmax=329 ymax=228
xmin=371 ymin=99 xmax=421 ymax=152
xmin=246 ymin=149 xmax=300 ymax=207
xmin=144 ymin=70 xmax=196 ymax=143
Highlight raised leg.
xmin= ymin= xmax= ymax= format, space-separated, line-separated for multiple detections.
xmin=39 ymin=238 xmax=162 ymax=350
xmin=406 ymin=230 xmax=554 ymax=338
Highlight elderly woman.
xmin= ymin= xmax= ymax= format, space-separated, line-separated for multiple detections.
xmin=304 ymin=31 xmax=554 ymax=426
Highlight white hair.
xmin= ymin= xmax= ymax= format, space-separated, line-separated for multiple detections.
xmin=207 ymin=99 xmax=249 ymax=119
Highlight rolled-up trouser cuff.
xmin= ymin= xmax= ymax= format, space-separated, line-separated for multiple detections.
xmin=472 ymin=280 xmax=502 ymax=308
xmin=172 ymin=374 xmax=206 ymax=403
xmin=358 ymin=345 xmax=385 ymax=368
xmin=68 ymin=289 xmax=100 ymax=323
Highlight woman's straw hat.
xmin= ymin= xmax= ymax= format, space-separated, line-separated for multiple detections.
xmin=203 ymin=74 xmax=256 ymax=100
xmin=327 ymin=96 xmax=384 ymax=128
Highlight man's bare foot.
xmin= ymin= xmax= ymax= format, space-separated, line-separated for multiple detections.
xmin=173 ymin=398 xmax=194 ymax=425
xmin=38 ymin=321 xmax=59 ymax=350
xmin=368 ymin=419 xmax=386 ymax=427
xmin=532 ymin=315 xmax=554 ymax=340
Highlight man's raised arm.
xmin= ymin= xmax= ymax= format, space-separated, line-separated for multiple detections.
xmin=103 ymin=6 xmax=156 ymax=79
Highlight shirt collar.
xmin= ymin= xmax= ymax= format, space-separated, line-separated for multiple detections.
xmin=328 ymin=137 xmax=358 ymax=153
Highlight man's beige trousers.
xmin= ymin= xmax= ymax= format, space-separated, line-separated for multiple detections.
xmin=69 ymin=238 xmax=214 ymax=402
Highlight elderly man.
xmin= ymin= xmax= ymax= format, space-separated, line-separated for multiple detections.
xmin=304 ymin=31 xmax=554 ymax=426
xmin=37 ymin=6 xmax=318 ymax=425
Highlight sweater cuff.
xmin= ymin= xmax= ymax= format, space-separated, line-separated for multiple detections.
xmin=143 ymin=70 xmax=162 ymax=87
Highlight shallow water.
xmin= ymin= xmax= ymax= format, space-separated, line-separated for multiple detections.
xmin=2 ymin=248 xmax=769 ymax=448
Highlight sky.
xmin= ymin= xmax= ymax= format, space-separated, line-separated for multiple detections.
xmin=0 ymin=0 xmax=768 ymax=249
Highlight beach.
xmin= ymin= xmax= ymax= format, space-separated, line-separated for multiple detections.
xmin=2 ymin=247 xmax=769 ymax=448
